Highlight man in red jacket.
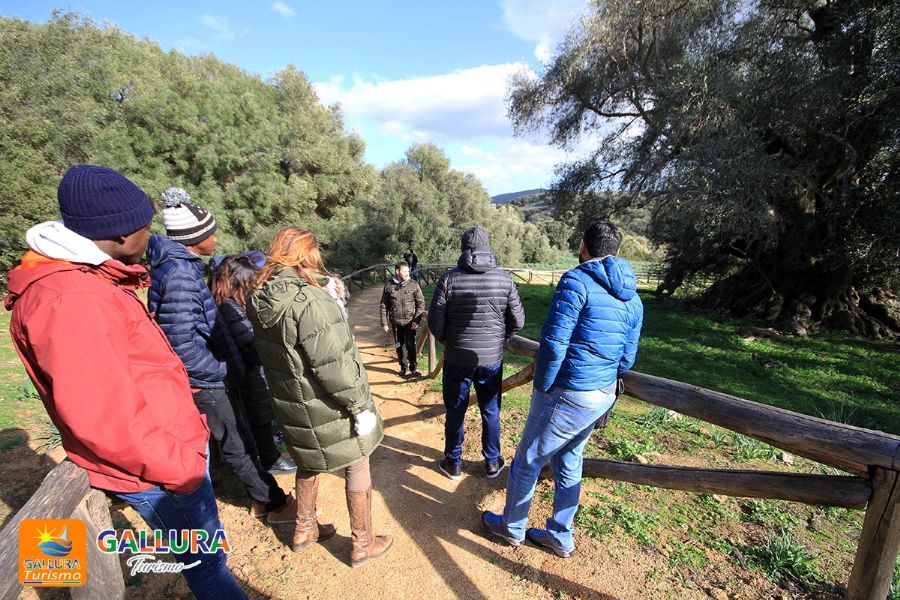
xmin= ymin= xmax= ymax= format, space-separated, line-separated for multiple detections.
xmin=5 ymin=165 xmax=247 ymax=599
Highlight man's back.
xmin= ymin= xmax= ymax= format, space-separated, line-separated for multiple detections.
xmin=6 ymin=254 xmax=208 ymax=493
xmin=534 ymin=256 xmax=643 ymax=393
xmin=428 ymin=226 xmax=524 ymax=368
xmin=147 ymin=234 xmax=228 ymax=388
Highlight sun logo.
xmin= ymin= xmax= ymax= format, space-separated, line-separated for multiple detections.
xmin=19 ymin=519 xmax=86 ymax=587
xmin=34 ymin=524 xmax=73 ymax=557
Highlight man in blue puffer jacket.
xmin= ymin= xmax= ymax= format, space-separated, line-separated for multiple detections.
xmin=148 ymin=187 xmax=294 ymax=526
xmin=483 ymin=220 xmax=643 ymax=558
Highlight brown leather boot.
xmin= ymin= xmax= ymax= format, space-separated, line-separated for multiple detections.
xmin=292 ymin=476 xmax=336 ymax=552
xmin=346 ymin=488 xmax=393 ymax=567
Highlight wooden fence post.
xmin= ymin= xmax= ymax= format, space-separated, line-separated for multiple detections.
xmin=72 ymin=491 xmax=125 ymax=600
xmin=428 ymin=330 xmax=437 ymax=376
xmin=846 ymin=467 xmax=900 ymax=600
xmin=0 ymin=460 xmax=90 ymax=600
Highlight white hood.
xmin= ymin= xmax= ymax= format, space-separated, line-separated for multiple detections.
xmin=25 ymin=221 xmax=112 ymax=266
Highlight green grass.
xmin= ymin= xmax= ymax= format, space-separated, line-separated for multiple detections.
xmin=743 ymin=532 xmax=823 ymax=586
xmin=426 ymin=283 xmax=899 ymax=435
xmin=0 ymin=310 xmax=46 ymax=433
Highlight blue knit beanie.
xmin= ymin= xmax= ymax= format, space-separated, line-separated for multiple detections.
xmin=57 ymin=165 xmax=155 ymax=240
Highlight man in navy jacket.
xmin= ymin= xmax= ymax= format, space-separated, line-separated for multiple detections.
xmin=482 ymin=220 xmax=643 ymax=558
xmin=148 ymin=187 xmax=293 ymax=525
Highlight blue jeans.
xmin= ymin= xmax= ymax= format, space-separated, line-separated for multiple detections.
xmin=442 ymin=360 xmax=503 ymax=464
xmin=116 ymin=475 xmax=248 ymax=599
xmin=502 ymin=387 xmax=616 ymax=550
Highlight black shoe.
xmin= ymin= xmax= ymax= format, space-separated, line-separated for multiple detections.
xmin=410 ymin=370 xmax=422 ymax=378
xmin=268 ymin=455 xmax=298 ymax=475
xmin=486 ymin=457 xmax=506 ymax=479
xmin=438 ymin=459 xmax=462 ymax=480
xmin=399 ymin=368 xmax=409 ymax=377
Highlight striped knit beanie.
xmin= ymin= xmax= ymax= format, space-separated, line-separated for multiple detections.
xmin=159 ymin=187 xmax=217 ymax=246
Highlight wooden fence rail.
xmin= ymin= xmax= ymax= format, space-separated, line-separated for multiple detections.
xmin=414 ymin=287 xmax=900 ymax=599
xmin=0 ymin=460 xmax=124 ymax=600
xmin=2 ymin=263 xmax=895 ymax=599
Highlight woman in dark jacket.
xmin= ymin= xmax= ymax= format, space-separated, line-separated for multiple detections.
xmin=247 ymin=227 xmax=392 ymax=567
xmin=210 ymin=255 xmax=297 ymax=476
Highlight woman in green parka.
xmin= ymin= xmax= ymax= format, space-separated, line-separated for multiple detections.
xmin=248 ymin=226 xmax=393 ymax=567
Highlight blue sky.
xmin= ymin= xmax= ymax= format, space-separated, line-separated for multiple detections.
xmin=0 ymin=0 xmax=591 ymax=195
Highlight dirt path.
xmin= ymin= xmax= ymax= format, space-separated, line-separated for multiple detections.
xmin=200 ymin=285 xmax=701 ymax=600
xmin=10 ymin=286 xmax=712 ymax=600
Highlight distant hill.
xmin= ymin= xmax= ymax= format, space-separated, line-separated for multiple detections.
xmin=491 ymin=189 xmax=545 ymax=205
xmin=493 ymin=189 xmax=663 ymax=262
xmin=508 ymin=191 xmax=554 ymax=221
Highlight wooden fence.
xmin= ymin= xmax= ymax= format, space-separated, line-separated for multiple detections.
xmin=342 ymin=262 xmax=667 ymax=291
xmin=0 ymin=461 xmax=124 ymax=600
xmin=2 ymin=262 xmax=895 ymax=598
xmin=411 ymin=293 xmax=900 ymax=600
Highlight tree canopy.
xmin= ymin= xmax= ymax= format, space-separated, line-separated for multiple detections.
xmin=0 ymin=13 xmax=563 ymax=274
xmin=509 ymin=0 xmax=900 ymax=336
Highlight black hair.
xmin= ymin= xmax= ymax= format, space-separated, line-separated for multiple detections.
xmin=583 ymin=220 xmax=622 ymax=258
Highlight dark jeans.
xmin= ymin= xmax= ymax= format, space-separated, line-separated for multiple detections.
xmin=116 ymin=475 xmax=248 ymax=599
xmin=442 ymin=360 xmax=503 ymax=464
xmin=231 ymin=390 xmax=282 ymax=471
xmin=193 ymin=389 xmax=286 ymax=510
xmin=392 ymin=322 xmax=417 ymax=372
xmin=250 ymin=422 xmax=282 ymax=470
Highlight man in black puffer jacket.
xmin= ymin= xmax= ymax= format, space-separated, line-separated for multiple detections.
xmin=149 ymin=188 xmax=294 ymax=525
xmin=428 ymin=225 xmax=525 ymax=480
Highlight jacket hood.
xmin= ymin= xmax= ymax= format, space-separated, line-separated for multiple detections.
xmin=25 ymin=221 xmax=112 ymax=266
xmin=460 ymin=225 xmax=491 ymax=252
xmin=5 ymin=249 xmax=148 ymax=310
xmin=147 ymin=234 xmax=202 ymax=269
xmin=250 ymin=268 xmax=329 ymax=329
xmin=578 ymin=256 xmax=638 ymax=301
xmin=458 ymin=226 xmax=497 ymax=274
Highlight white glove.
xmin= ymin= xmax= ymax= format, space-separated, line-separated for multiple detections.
xmin=354 ymin=410 xmax=377 ymax=436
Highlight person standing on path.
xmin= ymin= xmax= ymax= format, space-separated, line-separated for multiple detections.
xmin=428 ymin=225 xmax=525 ymax=480
xmin=248 ymin=226 xmax=393 ymax=567
xmin=5 ymin=165 xmax=247 ymax=599
xmin=482 ymin=220 xmax=643 ymax=558
xmin=147 ymin=187 xmax=295 ymax=525
xmin=210 ymin=255 xmax=298 ymax=476
xmin=380 ymin=261 xmax=425 ymax=378
xmin=403 ymin=245 xmax=419 ymax=280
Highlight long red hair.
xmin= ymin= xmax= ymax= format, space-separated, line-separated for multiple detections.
xmin=254 ymin=226 xmax=327 ymax=289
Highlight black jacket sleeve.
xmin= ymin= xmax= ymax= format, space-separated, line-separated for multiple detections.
xmin=427 ymin=273 xmax=449 ymax=342
xmin=504 ymin=280 xmax=525 ymax=338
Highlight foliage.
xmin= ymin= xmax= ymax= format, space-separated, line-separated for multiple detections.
xmin=731 ymin=434 xmax=779 ymax=461
xmin=0 ymin=15 xmax=561 ymax=273
xmin=0 ymin=13 xmax=381 ymax=269
xmin=739 ymin=499 xmax=802 ymax=529
xmin=744 ymin=532 xmax=822 ymax=586
xmin=608 ymin=438 xmax=662 ymax=461
xmin=508 ymin=0 xmax=900 ymax=336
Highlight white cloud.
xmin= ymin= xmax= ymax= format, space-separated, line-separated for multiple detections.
xmin=455 ymin=140 xmax=571 ymax=192
xmin=313 ymin=63 xmax=600 ymax=195
xmin=500 ymin=0 xmax=588 ymax=62
xmin=272 ymin=2 xmax=297 ymax=18
xmin=314 ymin=63 xmax=530 ymax=141
xmin=198 ymin=14 xmax=236 ymax=41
